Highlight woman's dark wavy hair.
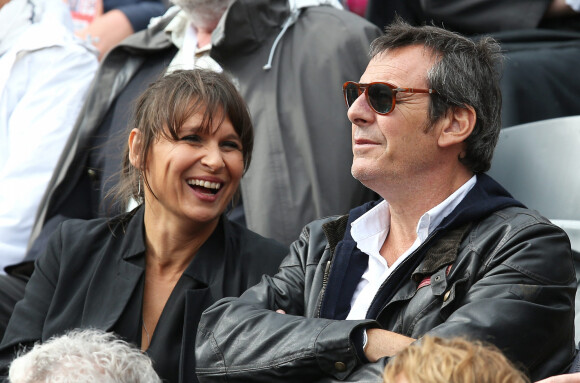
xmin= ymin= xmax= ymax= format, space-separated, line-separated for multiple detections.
xmin=370 ymin=18 xmax=503 ymax=173
xmin=109 ymin=69 xmax=253 ymax=211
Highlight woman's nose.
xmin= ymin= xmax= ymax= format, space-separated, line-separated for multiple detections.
xmin=200 ymin=145 xmax=225 ymax=172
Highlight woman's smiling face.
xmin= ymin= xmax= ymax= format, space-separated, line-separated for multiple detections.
xmin=134 ymin=107 xmax=244 ymax=228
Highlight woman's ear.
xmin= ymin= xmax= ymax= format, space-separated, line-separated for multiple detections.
xmin=128 ymin=129 xmax=143 ymax=168
xmin=438 ymin=105 xmax=476 ymax=148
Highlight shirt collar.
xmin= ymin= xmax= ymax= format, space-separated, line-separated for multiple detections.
xmin=164 ymin=10 xmax=219 ymax=73
xmin=351 ymin=175 xmax=477 ymax=256
xmin=164 ymin=10 xmax=190 ymax=49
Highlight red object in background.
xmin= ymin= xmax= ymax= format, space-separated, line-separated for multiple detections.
xmin=347 ymin=0 xmax=367 ymax=17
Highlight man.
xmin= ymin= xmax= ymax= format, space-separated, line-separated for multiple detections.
xmin=195 ymin=20 xmax=576 ymax=382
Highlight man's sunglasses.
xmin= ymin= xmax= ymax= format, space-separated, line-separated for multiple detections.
xmin=343 ymin=81 xmax=437 ymax=115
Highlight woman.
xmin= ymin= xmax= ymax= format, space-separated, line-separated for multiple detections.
xmin=0 ymin=69 xmax=287 ymax=383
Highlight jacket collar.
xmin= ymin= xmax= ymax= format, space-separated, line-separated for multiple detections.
xmin=81 ymin=207 xmax=146 ymax=329
xmin=411 ymin=173 xmax=525 ymax=276
xmin=118 ymin=205 xmax=229 ymax=288
xmin=321 ymin=174 xmax=524 ymax=281
xmin=411 ymin=222 xmax=472 ymax=282
xmin=117 ymin=206 xmax=147 ymax=260
xmin=81 ymin=207 xmax=231 ymax=330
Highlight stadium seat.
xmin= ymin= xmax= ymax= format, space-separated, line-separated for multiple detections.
xmin=487 ymin=115 xmax=580 ymax=343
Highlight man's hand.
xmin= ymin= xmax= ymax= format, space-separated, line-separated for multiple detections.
xmin=364 ymin=328 xmax=415 ymax=362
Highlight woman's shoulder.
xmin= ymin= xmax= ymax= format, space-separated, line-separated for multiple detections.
xmin=223 ymin=217 xmax=288 ymax=270
xmin=54 ymin=209 xmax=141 ymax=253
xmin=225 ymin=218 xmax=286 ymax=253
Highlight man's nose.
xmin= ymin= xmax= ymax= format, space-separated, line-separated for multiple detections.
xmin=347 ymin=92 xmax=375 ymax=127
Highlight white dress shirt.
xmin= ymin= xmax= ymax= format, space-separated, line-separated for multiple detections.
xmin=346 ymin=175 xmax=477 ymax=320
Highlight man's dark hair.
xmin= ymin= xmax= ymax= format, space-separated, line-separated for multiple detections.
xmin=370 ymin=19 xmax=503 ymax=173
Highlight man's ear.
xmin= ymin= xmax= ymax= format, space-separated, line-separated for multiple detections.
xmin=438 ymin=105 xmax=476 ymax=148
xmin=128 ymin=129 xmax=143 ymax=168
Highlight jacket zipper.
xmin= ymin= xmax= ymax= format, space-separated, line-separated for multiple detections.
xmin=316 ymin=260 xmax=332 ymax=317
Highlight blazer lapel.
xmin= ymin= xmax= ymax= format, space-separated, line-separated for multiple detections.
xmin=81 ymin=208 xmax=146 ymax=330
xmin=81 ymin=258 xmax=143 ymax=330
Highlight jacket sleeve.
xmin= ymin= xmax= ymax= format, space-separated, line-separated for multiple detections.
xmin=425 ymin=217 xmax=576 ymax=380
xmin=0 ymin=223 xmax=64 ymax=376
xmin=195 ymin=228 xmax=376 ymax=382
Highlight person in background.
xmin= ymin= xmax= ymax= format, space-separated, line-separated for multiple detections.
xmin=69 ymin=0 xmax=167 ymax=59
xmin=8 ymin=328 xmax=161 ymax=383
xmin=382 ymin=336 xmax=530 ymax=383
xmin=194 ymin=20 xmax=575 ymax=383
xmin=0 ymin=0 xmax=98 ymax=273
xmin=365 ymin=0 xmax=580 ymax=34
xmin=0 ymin=69 xmax=287 ymax=383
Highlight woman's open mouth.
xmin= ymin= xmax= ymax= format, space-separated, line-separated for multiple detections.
xmin=187 ymin=179 xmax=222 ymax=195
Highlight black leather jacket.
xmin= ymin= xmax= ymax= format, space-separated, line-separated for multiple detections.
xmin=196 ymin=175 xmax=576 ymax=382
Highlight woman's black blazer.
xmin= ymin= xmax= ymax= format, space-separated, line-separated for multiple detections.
xmin=0 ymin=207 xmax=287 ymax=382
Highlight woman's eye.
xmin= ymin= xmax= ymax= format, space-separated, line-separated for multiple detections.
xmin=181 ymin=135 xmax=201 ymax=143
xmin=222 ymin=141 xmax=241 ymax=150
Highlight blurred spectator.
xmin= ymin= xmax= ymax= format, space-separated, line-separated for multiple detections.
xmin=382 ymin=336 xmax=530 ymax=383
xmin=8 ymin=328 xmax=161 ymax=383
xmin=365 ymin=0 xmax=580 ymax=34
xmin=68 ymin=0 xmax=167 ymax=60
xmin=345 ymin=0 xmax=367 ymax=17
xmin=0 ymin=0 xmax=98 ymax=272
xmin=363 ymin=0 xmax=580 ymax=128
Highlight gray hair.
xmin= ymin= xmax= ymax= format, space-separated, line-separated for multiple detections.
xmin=8 ymin=328 xmax=161 ymax=383
xmin=370 ymin=18 xmax=503 ymax=173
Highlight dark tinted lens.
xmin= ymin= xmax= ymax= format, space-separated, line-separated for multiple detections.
xmin=368 ymin=83 xmax=393 ymax=114
xmin=345 ymin=83 xmax=361 ymax=107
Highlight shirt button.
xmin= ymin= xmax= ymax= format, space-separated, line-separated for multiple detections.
xmin=443 ymin=290 xmax=451 ymax=302
xmin=334 ymin=362 xmax=347 ymax=372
